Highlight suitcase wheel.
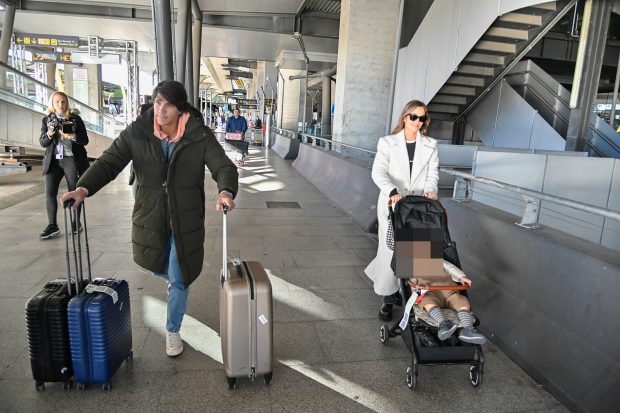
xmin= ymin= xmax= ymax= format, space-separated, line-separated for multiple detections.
xmin=264 ymin=372 xmax=273 ymax=385
xmin=126 ymin=350 xmax=134 ymax=361
xmin=35 ymin=381 xmax=44 ymax=391
xmin=102 ymin=382 xmax=111 ymax=391
xmin=63 ymin=380 xmax=72 ymax=390
xmin=226 ymin=377 xmax=236 ymax=390
xmin=77 ymin=382 xmax=86 ymax=390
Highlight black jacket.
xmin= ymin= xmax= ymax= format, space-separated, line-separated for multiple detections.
xmin=40 ymin=111 xmax=89 ymax=176
xmin=77 ymin=109 xmax=239 ymax=287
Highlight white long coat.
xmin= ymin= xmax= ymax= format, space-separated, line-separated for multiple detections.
xmin=364 ymin=130 xmax=439 ymax=296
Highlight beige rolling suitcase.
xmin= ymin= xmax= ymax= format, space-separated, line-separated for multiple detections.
xmin=220 ymin=206 xmax=273 ymax=389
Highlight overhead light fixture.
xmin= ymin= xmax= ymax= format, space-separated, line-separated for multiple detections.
xmin=0 ymin=4 xmax=5 ymax=10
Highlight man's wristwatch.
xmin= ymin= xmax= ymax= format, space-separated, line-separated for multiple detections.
xmin=219 ymin=190 xmax=233 ymax=198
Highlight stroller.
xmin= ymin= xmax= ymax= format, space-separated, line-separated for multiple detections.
xmin=379 ymin=195 xmax=484 ymax=390
xmin=224 ymin=132 xmax=249 ymax=165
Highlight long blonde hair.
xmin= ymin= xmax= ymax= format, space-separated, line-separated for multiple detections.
xmin=46 ymin=91 xmax=72 ymax=118
xmin=391 ymin=100 xmax=430 ymax=135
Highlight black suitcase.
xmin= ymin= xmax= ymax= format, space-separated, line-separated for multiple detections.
xmin=25 ymin=202 xmax=91 ymax=390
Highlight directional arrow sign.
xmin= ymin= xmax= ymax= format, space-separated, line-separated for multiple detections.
xmin=15 ymin=33 xmax=79 ymax=48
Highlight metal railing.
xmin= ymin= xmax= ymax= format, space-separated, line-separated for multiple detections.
xmin=299 ymin=133 xmax=377 ymax=167
xmin=441 ymin=168 xmax=620 ymax=227
xmin=0 ymin=61 xmax=125 ymax=139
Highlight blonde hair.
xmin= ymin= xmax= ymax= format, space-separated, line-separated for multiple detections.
xmin=391 ymin=99 xmax=430 ymax=135
xmin=46 ymin=91 xmax=72 ymax=117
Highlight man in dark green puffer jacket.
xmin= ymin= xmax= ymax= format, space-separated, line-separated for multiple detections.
xmin=61 ymin=81 xmax=238 ymax=357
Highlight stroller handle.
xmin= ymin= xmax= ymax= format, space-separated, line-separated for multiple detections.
xmin=408 ymin=280 xmax=470 ymax=291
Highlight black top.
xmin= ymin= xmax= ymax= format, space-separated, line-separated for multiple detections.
xmin=390 ymin=140 xmax=417 ymax=197
xmin=406 ymin=141 xmax=416 ymax=174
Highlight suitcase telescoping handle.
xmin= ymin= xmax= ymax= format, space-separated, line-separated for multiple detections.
xmin=63 ymin=200 xmax=93 ymax=296
xmin=222 ymin=204 xmax=228 ymax=282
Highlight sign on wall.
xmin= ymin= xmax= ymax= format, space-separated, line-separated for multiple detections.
xmin=15 ymin=33 xmax=79 ymax=48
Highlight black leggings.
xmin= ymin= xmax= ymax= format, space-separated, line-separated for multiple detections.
xmin=44 ymin=157 xmax=78 ymax=225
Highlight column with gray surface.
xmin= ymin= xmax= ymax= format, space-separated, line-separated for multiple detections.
xmin=332 ymin=0 xmax=400 ymax=152
xmin=0 ymin=2 xmax=16 ymax=89
xmin=565 ymin=0 xmax=612 ymax=152
xmin=175 ymin=0 xmax=190 ymax=84
xmin=152 ymin=0 xmax=174 ymax=81
xmin=321 ymin=74 xmax=332 ymax=135
xmin=278 ymin=68 xmax=303 ymax=131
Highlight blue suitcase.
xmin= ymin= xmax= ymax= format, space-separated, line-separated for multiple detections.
xmin=68 ymin=277 xmax=133 ymax=391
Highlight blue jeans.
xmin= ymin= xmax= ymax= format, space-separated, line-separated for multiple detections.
xmin=155 ymin=234 xmax=188 ymax=333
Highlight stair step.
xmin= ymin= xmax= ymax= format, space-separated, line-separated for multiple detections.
xmin=431 ymin=95 xmax=468 ymax=105
xmin=445 ymin=75 xmax=486 ymax=87
xmin=487 ymin=26 xmax=530 ymax=40
xmin=456 ymin=64 xmax=496 ymax=77
xmin=524 ymin=1 xmax=557 ymax=12
xmin=463 ymin=52 xmax=506 ymax=66
xmin=438 ymin=85 xmax=477 ymax=97
xmin=474 ymin=40 xmax=518 ymax=54
xmin=428 ymin=103 xmax=460 ymax=114
xmin=499 ymin=12 xmax=543 ymax=26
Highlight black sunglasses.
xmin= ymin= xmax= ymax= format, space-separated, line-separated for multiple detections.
xmin=408 ymin=114 xmax=428 ymax=122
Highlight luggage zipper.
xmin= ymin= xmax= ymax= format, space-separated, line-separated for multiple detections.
xmin=241 ymin=262 xmax=257 ymax=380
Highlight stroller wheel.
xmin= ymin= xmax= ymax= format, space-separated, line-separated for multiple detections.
xmin=406 ymin=366 xmax=417 ymax=390
xmin=380 ymin=324 xmax=389 ymax=345
xmin=469 ymin=365 xmax=483 ymax=387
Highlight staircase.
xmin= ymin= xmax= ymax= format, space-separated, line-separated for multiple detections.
xmin=428 ymin=1 xmax=575 ymax=121
xmin=505 ymin=59 xmax=620 ymax=157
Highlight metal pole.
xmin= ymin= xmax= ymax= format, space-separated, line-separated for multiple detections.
xmin=192 ymin=6 xmax=202 ymax=108
xmin=175 ymin=0 xmax=190 ymax=83
xmin=566 ymin=0 xmax=611 ymax=152
xmin=185 ymin=17 xmax=193 ymax=100
xmin=386 ymin=0 xmax=405 ymax=135
xmin=302 ymin=60 xmax=308 ymax=132
xmin=278 ymin=68 xmax=285 ymax=129
xmin=609 ymin=51 xmax=620 ymax=129
xmin=152 ymin=0 xmax=175 ymax=81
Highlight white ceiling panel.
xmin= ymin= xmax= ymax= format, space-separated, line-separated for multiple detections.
xmin=201 ymin=27 xmax=338 ymax=61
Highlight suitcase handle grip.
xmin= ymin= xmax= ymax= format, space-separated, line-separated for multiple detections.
xmin=222 ymin=205 xmax=228 ymax=281
xmin=63 ymin=200 xmax=92 ymax=296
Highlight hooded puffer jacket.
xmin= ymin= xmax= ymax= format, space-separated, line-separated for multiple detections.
xmin=77 ymin=109 xmax=238 ymax=287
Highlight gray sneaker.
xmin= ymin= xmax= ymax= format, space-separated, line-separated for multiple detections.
xmin=458 ymin=327 xmax=487 ymax=345
xmin=437 ymin=320 xmax=458 ymax=341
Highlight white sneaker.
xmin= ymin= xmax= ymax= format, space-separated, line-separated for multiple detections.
xmin=166 ymin=331 xmax=184 ymax=357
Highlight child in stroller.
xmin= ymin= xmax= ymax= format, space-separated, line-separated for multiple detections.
xmin=415 ymin=257 xmax=486 ymax=345
xmin=381 ymin=195 xmax=486 ymax=389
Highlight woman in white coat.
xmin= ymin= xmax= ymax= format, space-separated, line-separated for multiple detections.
xmin=365 ymin=100 xmax=439 ymax=321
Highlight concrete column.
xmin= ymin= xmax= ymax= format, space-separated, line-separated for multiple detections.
xmin=45 ymin=63 xmax=56 ymax=89
xmin=63 ymin=64 xmax=74 ymax=94
xmin=332 ymin=0 xmax=400 ymax=151
xmin=175 ymin=0 xmax=190 ymax=83
xmin=565 ymin=0 xmax=612 ymax=152
xmin=256 ymin=61 xmax=266 ymax=117
xmin=278 ymin=68 xmax=303 ymax=131
xmin=0 ymin=3 xmax=16 ymax=90
xmin=152 ymin=0 xmax=175 ymax=81
xmin=0 ymin=3 xmax=16 ymax=64
xmin=86 ymin=64 xmax=102 ymax=111
xmin=321 ymin=75 xmax=332 ymax=135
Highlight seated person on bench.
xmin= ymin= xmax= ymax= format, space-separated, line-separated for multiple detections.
xmin=397 ymin=231 xmax=487 ymax=345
